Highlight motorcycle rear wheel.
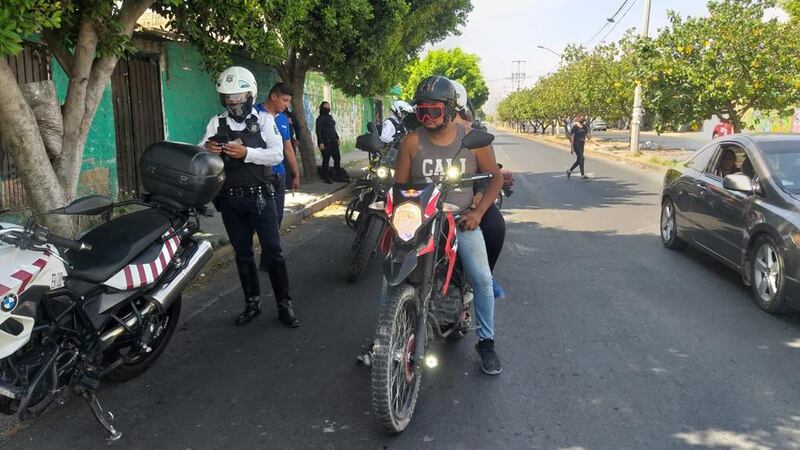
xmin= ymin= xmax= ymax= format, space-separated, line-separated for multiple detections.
xmin=371 ymin=283 xmax=421 ymax=433
xmin=102 ymin=296 xmax=182 ymax=382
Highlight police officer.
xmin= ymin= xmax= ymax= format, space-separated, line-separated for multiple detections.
xmin=200 ymin=66 xmax=300 ymax=328
xmin=379 ymin=100 xmax=414 ymax=144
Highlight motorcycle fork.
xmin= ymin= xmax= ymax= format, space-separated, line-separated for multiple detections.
xmin=414 ymin=252 xmax=435 ymax=365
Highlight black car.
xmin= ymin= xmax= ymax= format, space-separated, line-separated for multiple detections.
xmin=660 ymin=134 xmax=800 ymax=313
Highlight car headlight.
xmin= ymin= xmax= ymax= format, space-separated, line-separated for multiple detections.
xmin=393 ymin=202 xmax=422 ymax=241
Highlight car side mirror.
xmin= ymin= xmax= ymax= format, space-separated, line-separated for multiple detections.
xmin=461 ymin=130 xmax=494 ymax=150
xmin=723 ymin=174 xmax=755 ymax=194
xmin=49 ymin=195 xmax=113 ymax=215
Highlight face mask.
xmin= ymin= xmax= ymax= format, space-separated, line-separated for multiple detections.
xmin=321 ymin=107 xmax=331 ymax=115
xmin=222 ymin=94 xmax=254 ymax=122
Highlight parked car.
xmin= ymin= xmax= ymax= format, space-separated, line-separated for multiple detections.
xmin=591 ymin=118 xmax=608 ymax=131
xmin=660 ymin=134 xmax=800 ymax=313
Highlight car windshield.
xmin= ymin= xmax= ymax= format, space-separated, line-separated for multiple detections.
xmin=760 ymin=141 xmax=800 ymax=194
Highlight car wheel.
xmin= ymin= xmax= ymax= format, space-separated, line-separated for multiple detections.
xmin=750 ymin=235 xmax=789 ymax=313
xmin=660 ymin=199 xmax=687 ymax=249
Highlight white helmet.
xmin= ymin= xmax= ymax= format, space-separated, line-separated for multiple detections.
xmin=216 ymin=66 xmax=257 ymax=120
xmin=391 ymin=100 xmax=414 ymax=117
xmin=450 ymin=79 xmax=468 ymax=111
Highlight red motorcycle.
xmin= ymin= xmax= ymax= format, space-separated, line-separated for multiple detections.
xmin=360 ymin=130 xmax=494 ymax=433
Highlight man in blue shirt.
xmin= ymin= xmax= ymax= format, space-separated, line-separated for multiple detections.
xmin=257 ymin=83 xmax=301 ymax=225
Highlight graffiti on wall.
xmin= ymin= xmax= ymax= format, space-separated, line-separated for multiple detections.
xmin=744 ymin=108 xmax=800 ymax=133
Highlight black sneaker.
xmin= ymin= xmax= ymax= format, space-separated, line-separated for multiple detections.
xmin=566 ymin=170 xmax=571 ymax=180
xmin=356 ymin=343 xmax=374 ymax=367
xmin=475 ymin=339 xmax=502 ymax=375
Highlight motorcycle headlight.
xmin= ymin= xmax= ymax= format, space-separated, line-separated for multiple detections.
xmin=393 ymin=202 xmax=422 ymax=241
xmin=376 ymin=167 xmax=390 ymax=179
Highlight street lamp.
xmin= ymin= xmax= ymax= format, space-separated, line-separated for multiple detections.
xmin=537 ymin=45 xmax=563 ymax=67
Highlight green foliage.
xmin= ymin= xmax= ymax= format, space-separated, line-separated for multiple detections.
xmin=0 ymin=0 xmax=61 ymax=56
xmin=635 ymin=0 xmax=800 ymax=132
xmin=400 ymin=48 xmax=489 ymax=109
xmin=158 ymin=0 xmax=472 ymax=96
xmin=781 ymin=0 xmax=800 ymax=21
xmin=496 ymin=37 xmax=636 ymax=127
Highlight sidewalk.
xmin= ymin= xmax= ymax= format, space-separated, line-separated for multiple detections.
xmin=198 ymin=150 xmax=367 ymax=266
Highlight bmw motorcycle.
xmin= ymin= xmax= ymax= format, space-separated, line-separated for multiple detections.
xmin=360 ymin=129 xmax=495 ymax=433
xmin=0 ymin=141 xmax=223 ymax=440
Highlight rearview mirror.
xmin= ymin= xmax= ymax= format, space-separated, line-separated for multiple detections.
xmin=49 ymin=195 xmax=113 ymax=215
xmin=723 ymin=174 xmax=755 ymax=194
xmin=461 ymin=130 xmax=494 ymax=150
xmin=367 ymin=122 xmax=378 ymax=135
xmin=356 ymin=132 xmax=382 ymax=153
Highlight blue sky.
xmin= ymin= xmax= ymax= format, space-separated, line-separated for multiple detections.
xmin=426 ymin=0 xmax=712 ymax=113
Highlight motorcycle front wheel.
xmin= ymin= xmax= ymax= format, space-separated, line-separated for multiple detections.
xmin=348 ymin=215 xmax=384 ymax=283
xmin=371 ymin=283 xmax=422 ymax=433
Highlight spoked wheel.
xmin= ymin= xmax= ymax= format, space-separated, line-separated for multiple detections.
xmin=348 ymin=215 xmax=384 ymax=283
xmin=750 ymin=236 xmax=789 ymax=313
xmin=371 ymin=284 xmax=422 ymax=433
xmin=102 ymin=297 xmax=182 ymax=382
xmin=660 ymin=198 xmax=687 ymax=249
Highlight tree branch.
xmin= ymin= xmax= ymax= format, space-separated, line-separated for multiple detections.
xmin=42 ymin=30 xmax=74 ymax=75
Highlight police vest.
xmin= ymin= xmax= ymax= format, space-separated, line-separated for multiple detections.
xmin=388 ymin=117 xmax=406 ymax=141
xmin=217 ymin=116 xmax=273 ymax=187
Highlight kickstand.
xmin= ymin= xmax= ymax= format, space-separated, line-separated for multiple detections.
xmin=82 ymin=390 xmax=122 ymax=441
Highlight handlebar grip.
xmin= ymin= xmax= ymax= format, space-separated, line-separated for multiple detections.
xmin=47 ymin=233 xmax=91 ymax=251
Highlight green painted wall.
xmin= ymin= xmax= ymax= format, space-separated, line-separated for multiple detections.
xmin=52 ymin=59 xmax=118 ymax=198
xmin=160 ymin=42 xmax=279 ymax=145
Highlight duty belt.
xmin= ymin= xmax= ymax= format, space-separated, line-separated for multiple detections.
xmin=220 ymin=184 xmax=273 ymax=198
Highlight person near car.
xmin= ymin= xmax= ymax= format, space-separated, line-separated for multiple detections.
xmin=394 ymin=75 xmax=505 ymax=375
xmin=200 ymin=66 xmax=300 ymax=329
xmin=719 ymin=148 xmax=738 ymax=177
xmin=450 ymin=79 xmax=508 ymax=300
xmin=567 ymin=114 xmax=591 ymax=181
xmin=315 ymin=101 xmax=341 ymax=184
xmin=256 ymin=82 xmax=301 ymax=226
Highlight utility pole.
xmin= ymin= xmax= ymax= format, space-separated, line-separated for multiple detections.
xmin=511 ymin=60 xmax=526 ymax=91
xmin=629 ymin=0 xmax=652 ymax=154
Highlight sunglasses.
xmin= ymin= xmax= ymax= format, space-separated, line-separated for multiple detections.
xmin=415 ymin=103 xmax=445 ymax=122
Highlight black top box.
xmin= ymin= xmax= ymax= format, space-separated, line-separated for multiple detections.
xmin=140 ymin=141 xmax=225 ymax=207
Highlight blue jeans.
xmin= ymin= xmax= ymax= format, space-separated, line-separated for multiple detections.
xmin=378 ymin=228 xmax=495 ymax=340
xmin=456 ymin=229 xmax=495 ymax=340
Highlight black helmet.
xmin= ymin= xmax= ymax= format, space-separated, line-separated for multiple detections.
xmin=413 ymin=76 xmax=457 ymax=105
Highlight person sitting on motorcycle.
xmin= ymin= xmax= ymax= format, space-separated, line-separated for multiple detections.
xmin=393 ymin=75 xmax=504 ymax=375
xmin=450 ymin=79 xmax=508 ymax=300
xmin=380 ymin=100 xmax=414 ymax=144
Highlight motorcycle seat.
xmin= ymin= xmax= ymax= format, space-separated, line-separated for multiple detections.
xmin=67 ymin=208 xmax=180 ymax=284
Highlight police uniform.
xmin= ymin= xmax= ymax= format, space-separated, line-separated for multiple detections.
xmin=200 ymin=109 xmax=299 ymax=326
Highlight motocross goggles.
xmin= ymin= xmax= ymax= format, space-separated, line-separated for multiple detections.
xmin=415 ymin=103 xmax=445 ymax=122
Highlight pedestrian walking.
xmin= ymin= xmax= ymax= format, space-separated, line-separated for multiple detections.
xmin=256 ymin=82 xmax=301 ymax=226
xmin=315 ymin=101 xmax=342 ymax=184
xmin=567 ymin=114 xmax=591 ymax=181
xmin=200 ymin=66 xmax=300 ymax=328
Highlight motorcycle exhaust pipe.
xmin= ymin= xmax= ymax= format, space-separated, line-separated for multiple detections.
xmin=99 ymin=240 xmax=213 ymax=345
xmin=146 ymin=239 xmax=213 ymax=311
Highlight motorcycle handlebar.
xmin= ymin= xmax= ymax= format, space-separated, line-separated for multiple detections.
xmin=31 ymin=225 xmax=91 ymax=251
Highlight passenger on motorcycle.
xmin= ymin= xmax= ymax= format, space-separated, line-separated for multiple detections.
xmin=450 ymin=79 xmax=508 ymax=300
xmin=393 ymin=75 xmax=504 ymax=375
xmin=380 ymin=100 xmax=414 ymax=144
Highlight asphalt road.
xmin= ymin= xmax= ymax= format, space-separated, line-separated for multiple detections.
xmin=4 ymin=129 xmax=800 ymax=449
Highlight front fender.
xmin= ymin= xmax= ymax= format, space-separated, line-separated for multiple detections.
xmin=384 ymin=246 xmax=418 ymax=286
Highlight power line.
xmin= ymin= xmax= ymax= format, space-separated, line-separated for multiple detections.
xmin=592 ymin=0 xmax=638 ymax=50
xmin=584 ymin=0 xmax=630 ymax=47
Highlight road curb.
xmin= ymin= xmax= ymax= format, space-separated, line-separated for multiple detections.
xmin=496 ymin=126 xmax=669 ymax=173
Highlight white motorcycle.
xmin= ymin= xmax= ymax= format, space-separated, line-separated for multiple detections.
xmin=0 ymin=141 xmax=223 ymax=440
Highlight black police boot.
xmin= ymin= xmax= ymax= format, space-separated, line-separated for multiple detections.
xmin=267 ymin=262 xmax=300 ymax=328
xmin=235 ymin=261 xmax=262 ymax=326
xmin=236 ymin=296 xmax=262 ymax=326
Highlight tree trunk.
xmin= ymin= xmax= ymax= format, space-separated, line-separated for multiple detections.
xmin=278 ymin=58 xmax=318 ymax=178
xmin=730 ymin=113 xmax=743 ymax=134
